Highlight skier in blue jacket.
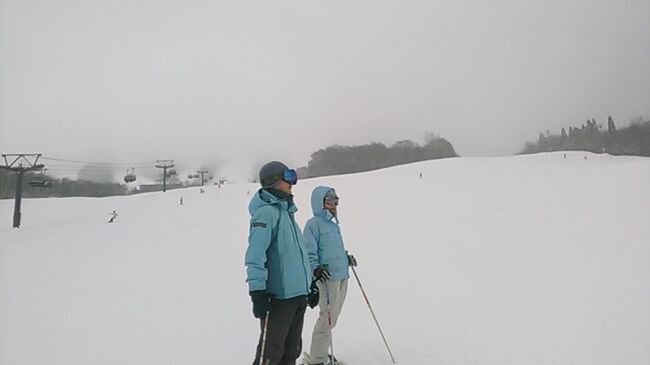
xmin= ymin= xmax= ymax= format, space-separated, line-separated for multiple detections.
xmin=303 ymin=186 xmax=357 ymax=365
xmin=245 ymin=161 xmax=318 ymax=365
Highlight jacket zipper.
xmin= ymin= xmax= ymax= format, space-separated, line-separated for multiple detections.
xmin=288 ymin=212 xmax=310 ymax=291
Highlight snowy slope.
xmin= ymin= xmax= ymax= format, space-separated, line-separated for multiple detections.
xmin=1 ymin=152 xmax=649 ymax=365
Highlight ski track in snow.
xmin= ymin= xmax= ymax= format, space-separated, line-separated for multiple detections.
xmin=1 ymin=152 xmax=649 ymax=364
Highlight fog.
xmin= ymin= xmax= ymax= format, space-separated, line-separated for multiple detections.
xmin=1 ymin=0 xmax=649 ymax=177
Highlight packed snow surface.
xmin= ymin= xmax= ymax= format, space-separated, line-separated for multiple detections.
xmin=1 ymin=152 xmax=649 ymax=364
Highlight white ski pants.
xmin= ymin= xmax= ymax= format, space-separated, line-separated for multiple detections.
xmin=309 ymin=278 xmax=348 ymax=364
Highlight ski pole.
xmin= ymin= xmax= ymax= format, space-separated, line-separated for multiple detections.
xmin=351 ymin=266 xmax=396 ymax=363
xmin=259 ymin=309 xmax=270 ymax=365
xmin=323 ymin=264 xmax=336 ymax=364
xmin=325 ymin=282 xmax=336 ymax=364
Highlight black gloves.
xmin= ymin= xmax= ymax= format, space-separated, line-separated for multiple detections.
xmin=313 ymin=266 xmax=331 ymax=283
xmin=307 ymin=280 xmax=320 ymax=308
xmin=347 ymin=254 xmax=357 ymax=267
xmin=249 ymin=290 xmax=271 ymax=319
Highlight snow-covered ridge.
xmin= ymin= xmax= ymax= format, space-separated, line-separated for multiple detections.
xmin=1 ymin=152 xmax=649 ymax=364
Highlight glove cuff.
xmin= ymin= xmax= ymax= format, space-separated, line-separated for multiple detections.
xmin=249 ymin=290 xmax=268 ymax=301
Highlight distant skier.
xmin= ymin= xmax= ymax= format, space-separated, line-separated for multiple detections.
xmin=303 ymin=186 xmax=356 ymax=365
xmin=108 ymin=210 xmax=118 ymax=223
xmin=419 ymin=172 xmax=422 ymax=179
xmin=245 ymin=161 xmax=318 ymax=365
xmin=180 ymin=197 xmax=183 ymax=205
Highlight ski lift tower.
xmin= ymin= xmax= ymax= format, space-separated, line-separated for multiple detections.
xmin=155 ymin=160 xmax=175 ymax=192
xmin=196 ymin=170 xmax=209 ymax=186
xmin=0 ymin=154 xmax=45 ymax=228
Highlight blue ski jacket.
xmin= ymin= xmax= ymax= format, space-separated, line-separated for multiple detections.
xmin=303 ymin=186 xmax=350 ymax=281
xmin=245 ymin=189 xmax=312 ymax=299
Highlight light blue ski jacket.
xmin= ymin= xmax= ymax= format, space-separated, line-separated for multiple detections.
xmin=303 ymin=186 xmax=350 ymax=281
xmin=245 ymin=189 xmax=312 ymax=299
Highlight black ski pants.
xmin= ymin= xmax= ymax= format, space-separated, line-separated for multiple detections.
xmin=253 ymin=295 xmax=307 ymax=365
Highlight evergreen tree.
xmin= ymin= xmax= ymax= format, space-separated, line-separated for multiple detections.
xmin=560 ymin=128 xmax=568 ymax=148
xmin=608 ymin=116 xmax=617 ymax=133
xmin=538 ymin=133 xmax=547 ymax=151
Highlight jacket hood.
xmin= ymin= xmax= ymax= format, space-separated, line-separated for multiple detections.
xmin=311 ymin=185 xmax=336 ymax=219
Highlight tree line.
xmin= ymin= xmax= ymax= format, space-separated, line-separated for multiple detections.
xmin=521 ymin=116 xmax=650 ymax=156
xmin=0 ymin=171 xmax=129 ymax=199
xmin=0 ymin=164 xmax=205 ymax=199
xmin=4 ymin=117 xmax=648 ymax=199
xmin=301 ymin=133 xmax=457 ymax=178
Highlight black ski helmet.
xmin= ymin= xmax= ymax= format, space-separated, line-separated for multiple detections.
xmin=259 ymin=161 xmax=289 ymax=188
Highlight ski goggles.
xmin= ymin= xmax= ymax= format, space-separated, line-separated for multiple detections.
xmin=282 ymin=169 xmax=298 ymax=185
xmin=264 ymin=168 xmax=298 ymax=187
xmin=324 ymin=189 xmax=339 ymax=206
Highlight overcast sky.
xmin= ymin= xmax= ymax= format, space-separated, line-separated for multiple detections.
xmin=1 ymin=0 xmax=649 ymax=177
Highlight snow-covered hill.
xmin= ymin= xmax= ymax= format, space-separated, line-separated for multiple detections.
xmin=1 ymin=152 xmax=649 ymax=364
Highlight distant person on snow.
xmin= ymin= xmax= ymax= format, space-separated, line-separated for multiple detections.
xmin=108 ymin=210 xmax=118 ymax=223
xmin=304 ymin=186 xmax=357 ymax=365
xmin=245 ymin=161 xmax=318 ymax=365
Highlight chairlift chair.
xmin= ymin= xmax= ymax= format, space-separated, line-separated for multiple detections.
xmin=28 ymin=168 xmax=53 ymax=188
xmin=124 ymin=167 xmax=137 ymax=183
xmin=29 ymin=180 xmax=53 ymax=188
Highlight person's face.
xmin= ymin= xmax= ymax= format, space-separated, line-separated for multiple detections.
xmin=324 ymin=200 xmax=337 ymax=214
xmin=323 ymin=191 xmax=339 ymax=213
xmin=276 ymin=180 xmax=292 ymax=194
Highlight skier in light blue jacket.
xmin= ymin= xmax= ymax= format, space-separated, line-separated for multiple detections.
xmin=303 ymin=186 xmax=357 ymax=365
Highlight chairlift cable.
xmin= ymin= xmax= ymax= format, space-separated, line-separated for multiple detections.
xmin=41 ymin=156 xmax=153 ymax=167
